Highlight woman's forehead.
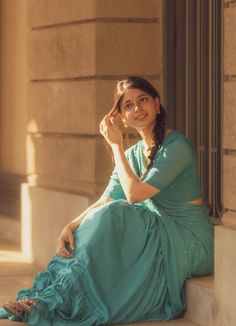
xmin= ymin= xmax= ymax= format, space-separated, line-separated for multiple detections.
xmin=122 ymin=88 xmax=149 ymax=102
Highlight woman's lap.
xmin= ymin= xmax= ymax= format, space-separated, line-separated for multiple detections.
xmin=8 ymin=200 xmax=165 ymax=324
xmin=0 ymin=199 xmax=212 ymax=325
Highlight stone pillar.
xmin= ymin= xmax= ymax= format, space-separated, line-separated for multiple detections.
xmin=0 ymin=0 xmax=28 ymax=244
xmin=215 ymin=2 xmax=236 ymax=325
xmin=25 ymin=0 xmax=163 ymax=266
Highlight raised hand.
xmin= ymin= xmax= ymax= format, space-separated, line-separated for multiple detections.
xmin=99 ymin=114 xmax=123 ymax=146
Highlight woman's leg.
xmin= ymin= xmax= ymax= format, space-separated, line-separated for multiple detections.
xmin=2 ymin=200 xmax=164 ymax=325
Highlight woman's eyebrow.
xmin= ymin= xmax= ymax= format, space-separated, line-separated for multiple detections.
xmin=122 ymin=93 xmax=147 ymax=104
xmin=136 ymin=93 xmax=148 ymax=98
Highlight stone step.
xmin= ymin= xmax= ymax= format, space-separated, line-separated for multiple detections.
xmin=0 ymin=319 xmax=200 ymax=326
xmin=0 ymin=239 xmax=22 ymax=263
xmin=0 ymin=215 xmax=21 ymax=246
xmin=184 ymin=275 xmax=215 ymax=326
xmin=116 ymin=319 xmax=200 ymax=326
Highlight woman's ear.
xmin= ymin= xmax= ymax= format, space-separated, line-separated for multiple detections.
xmin=122 ymin=118 xmax=129 ymax=128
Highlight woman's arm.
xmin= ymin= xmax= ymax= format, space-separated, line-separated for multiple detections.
xmin=100 ymin=115 xmax=160 ymax=203
xmin=66 ymin=197 xmax=113 ymax=232
xmin=111 ymin=143 xmax=160 ymax=203
xmin=56 ymin=197 xmax=113 ymax=258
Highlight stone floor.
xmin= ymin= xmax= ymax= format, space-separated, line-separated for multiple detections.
xmin=0 ymin=240 xmax=199 ymax=326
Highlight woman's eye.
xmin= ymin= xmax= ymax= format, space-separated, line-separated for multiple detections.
xmin=125 ymin=103 xmax=133 ymax=110
xmin=140 ymin=97 xmax=148 ymax=102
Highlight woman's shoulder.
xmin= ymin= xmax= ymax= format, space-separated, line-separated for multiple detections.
xmin=164 ymin=129 xmax=193 ymax=147
xmin=162 ymin=130 xmax=195 ymax=160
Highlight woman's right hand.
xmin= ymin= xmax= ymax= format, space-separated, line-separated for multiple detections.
xmin=56 ymin=226 xmax=75 ymax=258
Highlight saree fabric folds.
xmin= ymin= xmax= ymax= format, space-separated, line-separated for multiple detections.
xmin=0 ymin=131 xmax=214 ymax=325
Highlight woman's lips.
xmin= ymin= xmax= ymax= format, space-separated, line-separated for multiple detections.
xmin=135 ymin=113 xmax=147 ymax=120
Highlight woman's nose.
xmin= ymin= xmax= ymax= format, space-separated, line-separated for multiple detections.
xmin=134 ymin=102 xmax=142 ymax=112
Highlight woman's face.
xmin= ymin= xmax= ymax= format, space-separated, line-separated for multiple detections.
xmin=119 ymin=88 xmax=160 ymax=130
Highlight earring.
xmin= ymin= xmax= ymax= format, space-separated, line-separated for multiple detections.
xmin=123 ymin=121 xmax=128 ymax=128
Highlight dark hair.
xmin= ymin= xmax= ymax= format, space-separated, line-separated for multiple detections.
xmin=110 ymin=76 xmax=167 ymax=176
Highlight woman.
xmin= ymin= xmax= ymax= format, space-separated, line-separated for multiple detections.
xmin=0 ymin=76 xmax=214 ymax=325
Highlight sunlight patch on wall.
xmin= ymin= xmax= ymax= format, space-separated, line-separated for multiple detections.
xmin=28 ymin=118 xmax=38 ymax=133
xmin=21 ymin=183 xmax=33 ymax=263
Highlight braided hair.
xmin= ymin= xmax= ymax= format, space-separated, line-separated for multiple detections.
xmin=110 ymin=76 xmax=167 ymax=176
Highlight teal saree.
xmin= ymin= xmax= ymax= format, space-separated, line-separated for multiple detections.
xmin=0 ymin=130 xmax=214 ymax=325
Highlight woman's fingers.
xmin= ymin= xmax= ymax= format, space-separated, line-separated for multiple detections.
xmin=105 ymin=114 xmax=112 ymax=124
xmin=62 ymin=249 xmax=73 ymax=258
xmin=68 ymin=233 xmax=75 ymax=251
xmin=100 ymin=116 xmax=116 ymax=135
xmin=56 ymin=240 xmax=72 ymax=258
xmin=58 ymin=247 xmax=72 ymax=258
xmin=100 ymin=114 xmax=112 ymax=131
xmin=100 ymin=114 xmax=123 ymax=145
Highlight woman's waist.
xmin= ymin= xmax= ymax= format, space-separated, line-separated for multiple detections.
xmin=187 ymin=197 xmax=203 ymax=205
xmin=145 ymin=197 xmax=209 ymax=218
xmin=156 ymin=184 xmax=202 ymax=203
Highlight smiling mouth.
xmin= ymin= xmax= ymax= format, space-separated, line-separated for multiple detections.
xmin=135 ymin=113 xmax=147 ymax=120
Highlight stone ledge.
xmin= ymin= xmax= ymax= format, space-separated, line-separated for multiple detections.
xmin=0 ymin=216 xmax=21 ymax=245
xmin=184 ymin=275 xmax=215 ymax=326
xmin=222 ymin=210 xmax=236 ymax=229
xmin=186 ymin=275 xmax=214 ymax=288
xmin=215 ymin=226 xmax=236 ymax=326
xmin=115 ymin=319 xmax=200 ymax=326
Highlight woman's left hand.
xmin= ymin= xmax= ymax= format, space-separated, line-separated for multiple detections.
xmin=99 ymin=114 xmax=123 ymax=146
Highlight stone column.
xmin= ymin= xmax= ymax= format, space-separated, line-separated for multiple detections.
xmin=0 ymin=0 xmax=28 ymax=244
xmin=25 ymin=0 xmax=163 ymax=266
xmin=215 ymin=1 xmax=236 ymax=325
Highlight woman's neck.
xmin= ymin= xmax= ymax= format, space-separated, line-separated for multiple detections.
xmin=138 ymin=130 xmax=154 ymax=150
xmin=138 ymin=127 xmax=172 ymax=150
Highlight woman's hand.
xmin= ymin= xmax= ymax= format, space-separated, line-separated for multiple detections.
xmin=99 ymin=114 xmax=123 ymax=146
xmin=56 ymin=226 xmax=75 ymax=258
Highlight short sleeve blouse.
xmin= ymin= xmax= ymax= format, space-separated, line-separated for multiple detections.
xmin=102 ymin=131 xmax=201 ymax=202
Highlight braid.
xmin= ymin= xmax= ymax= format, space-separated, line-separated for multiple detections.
xmin=140 ymin=105 xmax=167 ymax=179
xmin=154 ymin=104 xmax=167 ymax=148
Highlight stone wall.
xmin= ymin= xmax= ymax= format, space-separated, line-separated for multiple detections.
xmin=0 ymin=0 xmax=28 ymax=174
xmin=215 ymin=1 xmax=236 ymax=325
xmin=223 ymin=1 xmax=236 ymax=218
xmin=25 ymin=0 xmax=163 ymax=265
xmin=0 ymin=0 xmax=28 ymax=223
